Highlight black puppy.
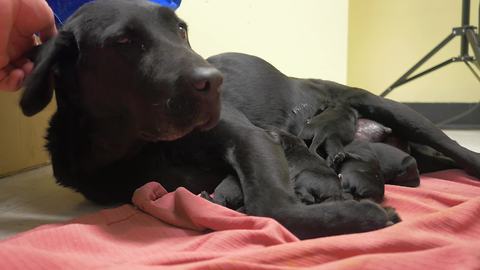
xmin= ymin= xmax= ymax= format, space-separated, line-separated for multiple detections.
xmin=279 ymin=129 xmax=344 ymax=204
xmin=299 ymin=103 xmax=358 ymax=167
xmin=20 ymin=0 xmax=480 ymax=239
xmin=371 ymin=143 xmax=420 ymax=188
xmin=338 ymin=141 xmax=420 ymax=202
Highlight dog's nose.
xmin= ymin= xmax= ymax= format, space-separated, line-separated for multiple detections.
xmin=190 ymin=67 xmax=223 ymax=92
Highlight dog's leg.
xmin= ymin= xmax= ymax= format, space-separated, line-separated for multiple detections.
xmin=346 ymin=89 xmax=480 ymax=178
xmin=210 ymin=108 xmax=398 ymax=239
xmin=409 ymin=143 xmax=460 ymax=173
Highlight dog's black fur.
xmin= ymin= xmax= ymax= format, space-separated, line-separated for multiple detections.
xmin=337 ymin=141 xmax=420 ymax=202
xmin=370 ymin=143 xmax=420 ymax=187
xmin=278 ymin=129 xmax=344 ymax=204
xmin=20 ymin=0 xmax=480 ymax=239
xmin=300 ymin=103 xmax=358 ymax=167
xmin=203 ymin=140 xmax=419 ymax=207
xmin=201 ymin=128 xmax=345 ymax=209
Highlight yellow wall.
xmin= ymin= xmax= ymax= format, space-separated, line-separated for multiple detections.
xmin=348 ymin=0 xmax=480 ymax=102
xmin=0 ymin=92 xmax=54 ymax=176
xmin=177 ymin=0 xmax=349 ymax=83
xmin=1 ymin=0 xmax=350 ymax=175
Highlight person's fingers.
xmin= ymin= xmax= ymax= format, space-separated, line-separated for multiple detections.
xmin=11 ymin=57 xmax=33 ymax=84
xmin=12 ymin=57 xmax=29 ymax=67
xmin=13 ymin=0 xmax=57 ymax=45
xmin=0 ymin=64 xmax=14 ymax=80
xmin=39 ymin=22 xmax=57 ymax=43
xmin=39 ymin=2 xmax=57 ymax=42
xmin=0 ymin=68 xmax=24 ymax=92
xmin=21 ymin=60 xmax=34 ymax=77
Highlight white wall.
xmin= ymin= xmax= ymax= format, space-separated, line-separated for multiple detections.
xmin=177 ymin=0 xmax=349 ymax=83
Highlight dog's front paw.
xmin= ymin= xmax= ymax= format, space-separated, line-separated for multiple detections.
xmin=356 ymin=200 xmax=401 ymax=229
xmin=383 ymin=206 xmax=402 ymax=225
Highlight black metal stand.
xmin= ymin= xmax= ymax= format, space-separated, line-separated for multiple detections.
xmin=381 ymin=0 xmax=480 ymax=97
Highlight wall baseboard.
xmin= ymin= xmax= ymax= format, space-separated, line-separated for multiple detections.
xmin=403 ymin=102 xmax=480 ymax=129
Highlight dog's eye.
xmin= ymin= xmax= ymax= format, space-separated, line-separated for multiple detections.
xmin=113 ymin=36 xmax=145 ymax=51
xmin=116 ymin=36 xmax=131 ymax=44
xmin=178 ymin=23 xmax=187 ymax=39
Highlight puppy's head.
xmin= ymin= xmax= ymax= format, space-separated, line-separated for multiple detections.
xmin=21 ymin=0 xmax=222 ymax=143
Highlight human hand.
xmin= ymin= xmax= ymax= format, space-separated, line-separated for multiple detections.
xmin=0 ymin=0 xmax=56 ymax=92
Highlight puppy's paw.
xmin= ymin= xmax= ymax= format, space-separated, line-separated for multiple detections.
xmin=200 ymin=191 xmax=215 ymax=202
xmin=327 ymin=152 xmax=347 ymax=170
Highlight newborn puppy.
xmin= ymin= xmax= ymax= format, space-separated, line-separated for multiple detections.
xmin=371 ymin=142 xmax=420 ymax=187
xmin=202 ymin=129 xmax=344 ymax=207
xmin=337 ymin=141 xmax=384 ymax=202
xmin=279 ymin=129 xmax=344 ymax=204
xmin=338 ymin=141 xmax=420 ymax=202
xmin=201 ymin=175 xmax=244 ymax=211
xmin=300 ymin=104 xmax=358 ymax=167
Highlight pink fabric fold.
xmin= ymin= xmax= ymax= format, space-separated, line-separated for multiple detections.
xmin=1 ymin=169 xmax=479 ymax=269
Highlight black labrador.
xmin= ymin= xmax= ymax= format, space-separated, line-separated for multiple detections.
xmin=20 ymin=0 xmax=480 ymax=239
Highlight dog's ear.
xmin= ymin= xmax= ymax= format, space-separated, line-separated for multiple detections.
xmin=20 ymin=31 xmax=77 ymax=116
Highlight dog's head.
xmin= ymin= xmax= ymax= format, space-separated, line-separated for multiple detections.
xmin=21 ymin=0 xmax=222 ymax=142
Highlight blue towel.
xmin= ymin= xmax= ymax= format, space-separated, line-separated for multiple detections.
xmin=47 ymin=0 xmax=182 ymax=25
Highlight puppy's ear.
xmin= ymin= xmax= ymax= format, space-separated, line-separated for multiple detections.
xmin=20 ymin=31 xmax=77 ymax=116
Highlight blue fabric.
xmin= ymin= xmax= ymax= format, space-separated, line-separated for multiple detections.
xmin=47 ymin=0 xmax=182 ymax=25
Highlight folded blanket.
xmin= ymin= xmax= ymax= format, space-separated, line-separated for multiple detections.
xmin=1 ymin=169 xmax=479 ymax=269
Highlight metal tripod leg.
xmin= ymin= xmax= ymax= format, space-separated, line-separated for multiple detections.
xmin=380 ymin=33 xmax=456 ymax=97
xmin=466 ymin=28 xmax=480 ymax=69
xmin=465 ymin=60 xmax=480 ymax=82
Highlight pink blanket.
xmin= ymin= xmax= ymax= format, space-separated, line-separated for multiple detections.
xmin=1 ymin=169 xmax=480 ymax=269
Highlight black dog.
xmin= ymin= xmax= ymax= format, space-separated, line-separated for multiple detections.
xmin=20 ymin=0 xmax=480 ymax=239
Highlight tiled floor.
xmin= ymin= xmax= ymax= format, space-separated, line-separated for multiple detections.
xmin=0 ymin=130 xmax=479 ymax=240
